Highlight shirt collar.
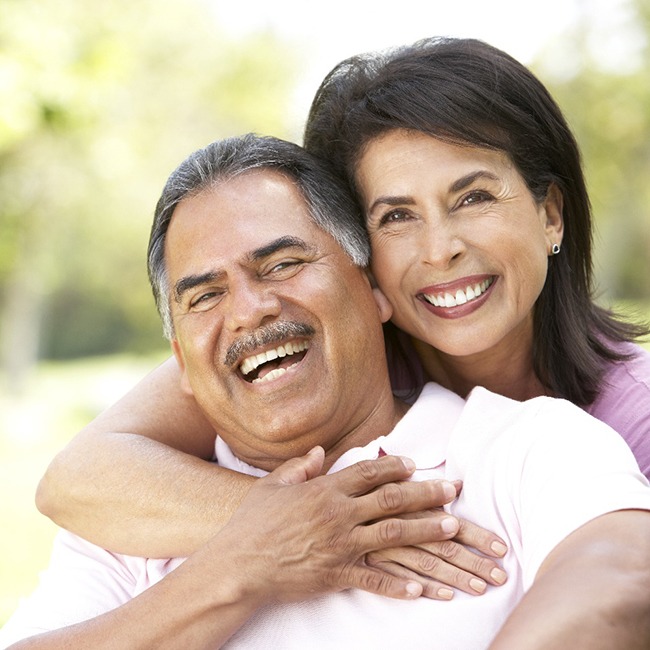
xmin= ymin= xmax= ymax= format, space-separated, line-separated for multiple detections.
xmin=214 ymin=382 xmax=465 ymax=477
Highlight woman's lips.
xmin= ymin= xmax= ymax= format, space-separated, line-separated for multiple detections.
xmin=417 ymin=275 xmax=496 ymax=318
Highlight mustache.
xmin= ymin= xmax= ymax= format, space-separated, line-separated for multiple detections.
xmin=224 ymin=321 xmax=315 ymax=368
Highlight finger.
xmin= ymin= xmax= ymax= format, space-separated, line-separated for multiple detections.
xmin=266 ymin=446 xmax=325 ymax=486
xmin=355 ymin=479 xmax=458 ymax=524
xmin=411 ymin=539 xmax=508 ymax=590
xmin=342 ymin=564 xmax=423 ymax=600
xmin=454 ymin=518 xmax=508 ymax=558
xmin=358 ymin=512 xmax=460 ymax=554
xmin=366 ymin=551 xmax=455 ymax=600
xmin=327 ymin=455 xmax=417 ymax=495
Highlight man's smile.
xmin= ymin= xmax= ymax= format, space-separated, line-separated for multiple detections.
xmin=240 ymin=339 xmax=311 ymax=383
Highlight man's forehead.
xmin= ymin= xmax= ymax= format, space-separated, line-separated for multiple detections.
xmin=176 ymin=170 xmax=318 ymax=234
xmin=165 ymin=170 xmax=341 ymax=275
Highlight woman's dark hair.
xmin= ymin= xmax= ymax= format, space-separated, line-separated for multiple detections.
xmin=304 ymin=36 xmax=648 ymax=405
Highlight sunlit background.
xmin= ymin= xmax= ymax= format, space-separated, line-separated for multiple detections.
xmin=1 ymin=0 xmax=649 ymax=625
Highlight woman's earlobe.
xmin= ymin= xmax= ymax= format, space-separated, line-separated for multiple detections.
xmin=544 ymin=183 xmax=564 ymax=241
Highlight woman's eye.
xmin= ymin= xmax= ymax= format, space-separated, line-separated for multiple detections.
xmin=461 ymin=190 xmax=493 ymax=206
xmin=378 ymin=209 xmax=410 ymax=226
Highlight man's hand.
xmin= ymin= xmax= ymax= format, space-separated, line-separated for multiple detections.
xmin=215 ymin=447 xmax=465 ymax=603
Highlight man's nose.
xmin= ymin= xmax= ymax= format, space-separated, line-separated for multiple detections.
xmin=223 ymin=279 xmax=282 ymax=332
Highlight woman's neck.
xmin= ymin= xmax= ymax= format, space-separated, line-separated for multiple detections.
xmin=412 ymin=334 xmax=550 ymax=402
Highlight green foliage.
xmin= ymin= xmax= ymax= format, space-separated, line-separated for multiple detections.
xmin=534 ymin=0 xmax=650 ymax=303
xmin=0 ymin=0 xmax=299 ymax=377
xmin=0 ymin=353 xmax=168 ymax=626
xmin=1 ymin=0 xmax=649 ymax=381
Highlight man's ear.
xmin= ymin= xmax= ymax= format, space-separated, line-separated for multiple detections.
xmin=543 ymin=183 xmax=564 ymax=248
xmin=171 ymin=339 xmax=193 ymax=396
xmin=372 ymin=287 xmax=393 ymax=323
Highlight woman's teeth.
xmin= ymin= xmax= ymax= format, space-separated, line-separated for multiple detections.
xmin=423 ymin=277 xmax=494 ymax=308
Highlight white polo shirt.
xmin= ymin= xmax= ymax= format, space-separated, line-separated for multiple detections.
xmin=2 ymin=384 xmax=649 ymax=649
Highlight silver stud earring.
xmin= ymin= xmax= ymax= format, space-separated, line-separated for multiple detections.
xmin=551 ymin=243 xmax=561 ymax=255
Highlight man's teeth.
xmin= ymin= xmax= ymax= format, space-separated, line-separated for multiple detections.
xmin=253 ymin=368 xmax=286 ymax=384
xmin=423 ymin=277 xmax=494 ymax=308
xmin=240 ymin=340 xmax=309 ymax=379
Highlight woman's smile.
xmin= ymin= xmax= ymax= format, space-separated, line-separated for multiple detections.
xmin=417 ymin=275 xmax=496 ymax=318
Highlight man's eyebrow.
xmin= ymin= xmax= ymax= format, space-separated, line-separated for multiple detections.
xmin=173 ymin=236 xmax=316 ymax=303
xmin=174 ymin=271 xmax=223 ymax=304
xmin=247 ymin=235 xmax=316 ymax=262
xmin=367 ymin=170 xmax=501 ymax=213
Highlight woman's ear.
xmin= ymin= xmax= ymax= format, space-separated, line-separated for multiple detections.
xmin=171 ymin=339 xmax=194 ymax=396
xmin=544 ymin=183 xmax=564 ymax=247
xmin=372 ymin=287 xmax=393 ymax=323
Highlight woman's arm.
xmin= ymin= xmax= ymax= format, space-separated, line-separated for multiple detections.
xmin=35 ymin=357 xmax=248 ymax=558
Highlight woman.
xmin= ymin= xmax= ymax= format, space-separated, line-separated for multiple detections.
xmin=303 ymin=37 xmax=650 ymax=463
xmin=36 ymin=37 xmax=650 ymax=593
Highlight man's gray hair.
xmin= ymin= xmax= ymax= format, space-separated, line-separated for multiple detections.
xmin=148 ymin=133 xmax=370 ymax=339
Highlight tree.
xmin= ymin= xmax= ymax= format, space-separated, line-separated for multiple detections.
xmin=0 ymin=0 xmax=298 ymax=392
xmin=534 ymin=0 xmax=650 ymax=307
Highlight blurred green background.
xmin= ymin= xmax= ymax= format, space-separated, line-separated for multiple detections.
xmin=1 ymin=0 xmax=649 ymax=627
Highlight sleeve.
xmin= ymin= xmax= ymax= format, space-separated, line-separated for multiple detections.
xmin=0 ymin=530 xmax=138 ymax=648
xmin=587 ymin=348 xmax=650 ymax=481
xmin=514 ymin=397 xmax=650 ymax=589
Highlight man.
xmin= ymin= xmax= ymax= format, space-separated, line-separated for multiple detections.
xmin=2 ymin=134 xmax=649 ymax=649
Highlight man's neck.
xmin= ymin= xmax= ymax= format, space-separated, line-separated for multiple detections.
xmin=216 ymin=387 xmax=410 ymax=475
xmin=320 ymin=396 xmax=410 ymax=473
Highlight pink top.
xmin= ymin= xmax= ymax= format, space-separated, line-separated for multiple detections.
xmin=584 ymin=342 xmax=650 ymax=478
xmin=389 ymin=334 xmax=650 ymax=479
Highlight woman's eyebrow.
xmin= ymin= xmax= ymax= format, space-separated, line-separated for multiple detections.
xmin=367 ymin=195 xmax=416 ymax=214
xmin=449 ymin=170 xmax=500 ymax=193
xmin=367 ymin=170 xmax=500 ymax=213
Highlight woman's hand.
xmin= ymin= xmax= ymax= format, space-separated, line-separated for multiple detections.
xmin=366 ymin=508 xmax=508 ymax=599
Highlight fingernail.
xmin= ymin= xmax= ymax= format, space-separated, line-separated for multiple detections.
xmin=405 ymin=581 xmax=422 ymax=598
xmin=400 ymin=456 xmax=416 ymax=472
xmin=442 ymin=481 xmax=456 ymax=501
xmin=490 ymin=568 xmax=507 ymax=585
xmin=438 ymin=588 xmax=454 ymax=600
xmin=470 ymin=578 xmax=486 ymax=594
xmin=441 ymin=516 xmax=458 ymax=534
xmin=491 ymin=541 xmax=507 ymax=556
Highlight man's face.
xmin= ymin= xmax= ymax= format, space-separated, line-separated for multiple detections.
xmin=166 ymin=169 xmax=392 ymax=469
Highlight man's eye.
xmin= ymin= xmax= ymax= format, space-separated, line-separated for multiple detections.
xmin=268 ymin=260 xmax=302 ymax=275
xmin=190 ymin=292 xmax=219 ymax=309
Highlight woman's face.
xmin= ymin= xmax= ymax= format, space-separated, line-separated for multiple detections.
xmin=355 ymin=129 xmax=563 ymax=359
